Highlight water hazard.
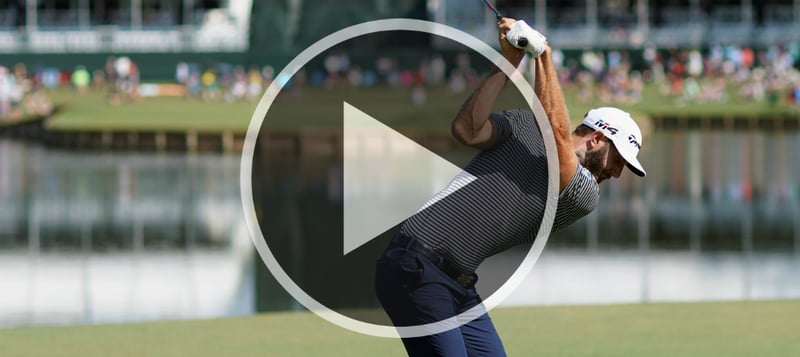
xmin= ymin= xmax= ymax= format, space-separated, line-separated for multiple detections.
xmin=0 ymin=127 xmax=798 ymax=328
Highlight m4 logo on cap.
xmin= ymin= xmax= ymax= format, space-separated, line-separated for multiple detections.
xmin=594 ymin=119 xmax=618 ymax=135
xmin=628 ymin=135 xmax=641 ymax=149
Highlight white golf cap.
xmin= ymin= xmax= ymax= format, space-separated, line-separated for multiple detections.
xmin=582 ymin=107 xmax=646 ymax=177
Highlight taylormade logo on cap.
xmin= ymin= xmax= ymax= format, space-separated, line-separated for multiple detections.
xmin=582 ymin=107 xmax=647 ymax=177
xmin=593 ymin=119 xmax=619 ymax=135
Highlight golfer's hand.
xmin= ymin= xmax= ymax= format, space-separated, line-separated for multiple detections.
xmin=498 ymin=17 xmax=525 ymax=67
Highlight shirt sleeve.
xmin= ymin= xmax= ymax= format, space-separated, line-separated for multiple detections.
xmin=552 ymin=164 xmax=600 ymax=232
xmin=486 ymin=110 xmax=519 ymax=149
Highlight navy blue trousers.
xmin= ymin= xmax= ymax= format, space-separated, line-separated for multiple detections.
xmin=375 ymin=241 xmax=507 ymax=357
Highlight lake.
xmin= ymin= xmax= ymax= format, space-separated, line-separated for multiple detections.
xmin=0 ymin=127 xmax=798 ymax=328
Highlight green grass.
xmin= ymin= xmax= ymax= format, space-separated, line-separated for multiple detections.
xmin=45 ymin=89 xmax=257 ymax=132
xmin=1 ymin=300 xmax=798 ymax=356
xmin=45 ymin=86 xmax=488 ymax=133
xmin=42 ymin=83 xmax=799 ymax=133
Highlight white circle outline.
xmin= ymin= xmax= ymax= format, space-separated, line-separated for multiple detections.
xmin=240 ymin=19 xmax=559 ymax=338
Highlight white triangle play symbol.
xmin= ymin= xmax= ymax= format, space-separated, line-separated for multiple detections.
xmin=342 ymin=101 xmax=476 ymax=256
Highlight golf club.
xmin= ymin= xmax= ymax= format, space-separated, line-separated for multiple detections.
xmin=480 ymin=0 xmax=528 ymax=47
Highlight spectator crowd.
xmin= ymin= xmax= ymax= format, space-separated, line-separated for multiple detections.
xmin=2 ymin=41 xmax=800 ymax=122
xmin=554 ymin=43 xmax=800 ymax=108
xmin=260 ymin=43 xmax=800 ymax=109
xmin=0 ymin=63 xmax=53 ymax=121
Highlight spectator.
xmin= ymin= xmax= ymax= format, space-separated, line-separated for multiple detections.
xmin=247 ymin=66 xmax=263 ymax=101
xmin=576 ymin=70 xmax=594 ymax=103
xmin=71 ymin=66 xmax=91 ymax=95
xmin=448 ymin=67 xmax=466 ymax=94
xmin=91 ymin=69 xmax=106 ymax=91
xmin=227 ymin=65 xmax=247 ymax=102
xmin=261 ymin=65 xmax=274 ymax=85
xmin=186 ymin=72 xmax=201 ymax=99
xmin=13 ymin=63 xmax=30 ymax=94
xmin=128 ymin=60 xmax=141 ymax=103
xmin=41 ymin=68 xmax=59 ymax=89
xmin=375 ymin=56 xmax=395 ymax=85
xmin=429 ymin=55 xmax=446 ymax=86
xmin=0 ymin=66 xmax=11 ymax=118
xmin=0 ymin=62 xmax=52 ymax=120
xmin=629 ymin=70 xmax=643 ymax=103
xmin=176 ymin=62 xmax=190 ymax=86
xmin=455 ymin=52 xmax=478 ymax=88
xmin=104 ymin=56 xmax=118 ymax=100
xmin=201 ymin=68 xmax=219 ymax=101
xmin=687 ymin=49 xmax=703 ymax=78
xmin=109 ymin=56 xmax=130 ymax=104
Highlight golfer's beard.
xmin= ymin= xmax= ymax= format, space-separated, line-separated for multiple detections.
xmin=583 ymin=145 xmax=609 ymax=183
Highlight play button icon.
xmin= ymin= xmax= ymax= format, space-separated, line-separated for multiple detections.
xmin=240 ymin=19 xmax=558 ymax=338
xmin=342 ymin=101 xmax=475 ymax=256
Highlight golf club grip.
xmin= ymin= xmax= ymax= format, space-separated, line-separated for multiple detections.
xmin=498 ymin=14 xmax=529 ymax=49
xmin=492 ymin=7 xmax=529 ymax=50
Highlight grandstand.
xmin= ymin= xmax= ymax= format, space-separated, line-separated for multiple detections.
xmin=0 ymin=1 xmax=797 ymax=79
xmin=432 ymin=0 xmax=800 ymax=48
xmin=0 ymin=0 xmax=250 ymax=53
xmin=1 ymin=1 xmax=798 ymax=53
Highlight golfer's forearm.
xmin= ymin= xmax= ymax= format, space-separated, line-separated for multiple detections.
xmin=535 ymin=48 xmax=576 ymax=190
xmin=534 ymin=48 xmax=570 ymax=141
xmin=451 ymin=69 xmax=508 ymax=148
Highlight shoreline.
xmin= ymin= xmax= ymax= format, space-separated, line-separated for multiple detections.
xmin=1 ymin=113 xmax=798 ymax=153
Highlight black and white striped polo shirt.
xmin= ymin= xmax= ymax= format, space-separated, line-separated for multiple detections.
xmin=399 ymin=109 xmax=600 ymax=274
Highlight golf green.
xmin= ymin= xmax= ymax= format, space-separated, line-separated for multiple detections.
xmin=41 ymin=83 xmax=798 ymax=133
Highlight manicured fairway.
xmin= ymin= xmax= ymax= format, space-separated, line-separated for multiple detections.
xmin=41 ymin=83 xmax=799 ymax=133
xmin=1 ymin=300 xmax=798 ymax=356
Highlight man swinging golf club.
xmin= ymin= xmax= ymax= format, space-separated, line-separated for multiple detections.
xmin=375 ymin=17 xmax=647 ymax=356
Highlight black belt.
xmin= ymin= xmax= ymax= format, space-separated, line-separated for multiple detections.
xmin=391 ymin=234 xmax=475 ymax=288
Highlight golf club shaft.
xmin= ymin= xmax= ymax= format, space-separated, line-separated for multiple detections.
xmin=480 ymin=0 xmax=529 ymax=48
xmin=480 ymin=0 xmax=502 ymax=19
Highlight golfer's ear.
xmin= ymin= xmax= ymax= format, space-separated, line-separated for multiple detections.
xmin=587 ymin=130 xmax=605 ymax=149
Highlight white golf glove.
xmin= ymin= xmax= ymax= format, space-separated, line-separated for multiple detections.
xmin=505 ymin=20 xmax=547 ymax=58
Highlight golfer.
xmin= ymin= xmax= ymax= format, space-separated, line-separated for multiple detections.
xmin=375 ymin=18 xmax=646 ymax=356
